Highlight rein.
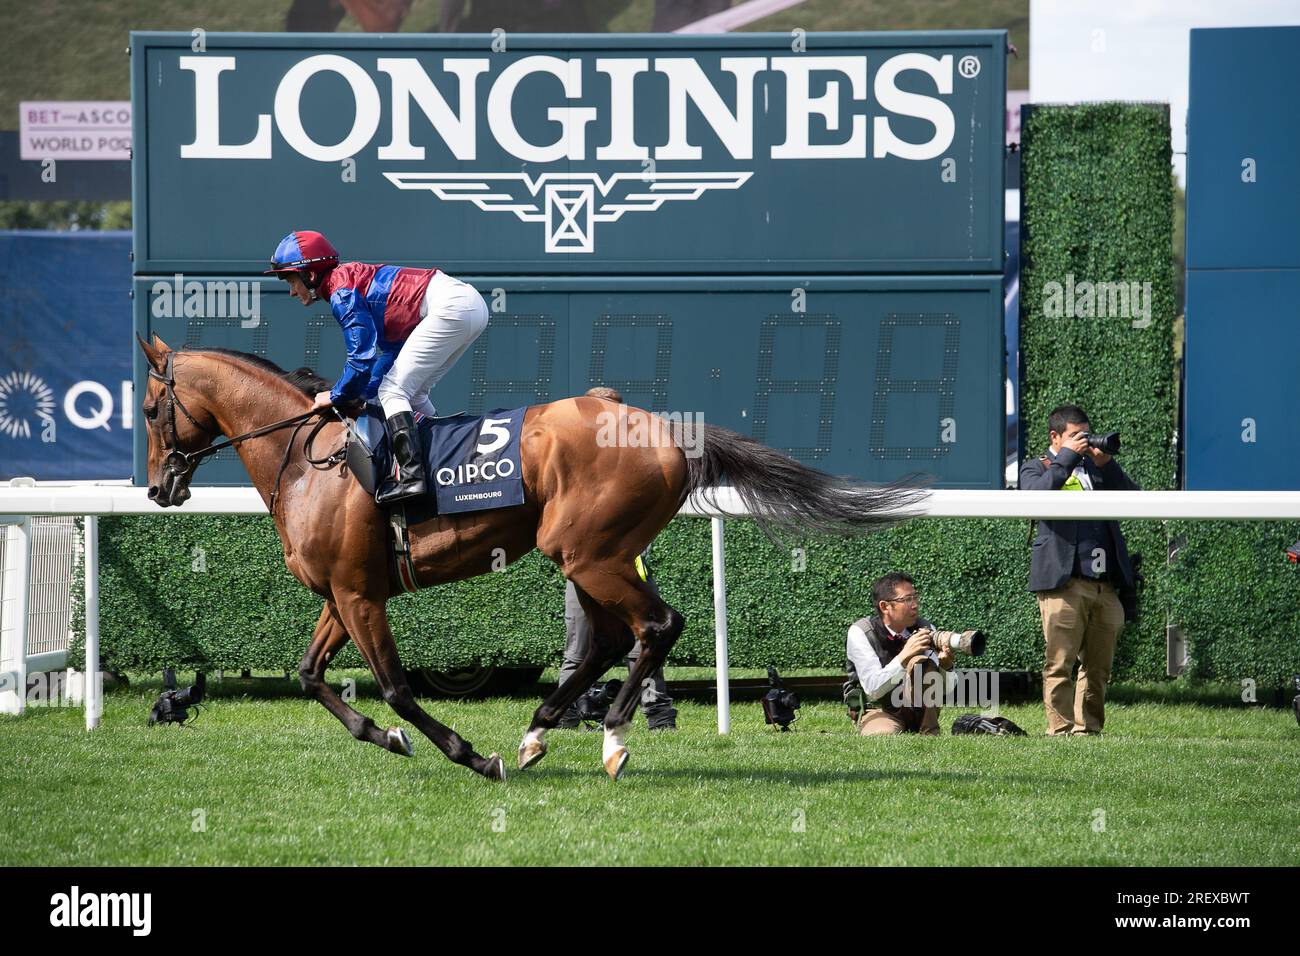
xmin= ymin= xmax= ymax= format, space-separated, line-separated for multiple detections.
xmin=269 ymin=413 xmax=347 ymax=516
xmin=148 ymin=351 xmax=347 ymax=515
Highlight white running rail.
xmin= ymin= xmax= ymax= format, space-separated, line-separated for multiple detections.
xmin=3 ymin=481 xmax=1299 ymax=733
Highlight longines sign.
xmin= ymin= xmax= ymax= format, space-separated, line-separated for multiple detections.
xmin=131 ymin=32 xmax=1005 ymax=275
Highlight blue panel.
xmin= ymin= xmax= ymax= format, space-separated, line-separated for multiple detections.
xmin=1187 ymin=27 xmax=1300 ymax=270
xmin=0 ymin=231 xmax=133 ymax=480
xmin=1185 ymin=26 xmax=1300 ymax=489
xmin=1184 ymin=270 xmax=1300 ymax=490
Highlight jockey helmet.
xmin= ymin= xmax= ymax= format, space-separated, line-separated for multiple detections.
xmin=264 ymin=230 xmax=339 ymax=289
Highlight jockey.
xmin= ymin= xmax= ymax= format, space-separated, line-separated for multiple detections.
xmin=264 ymin=230 xmax=489 ymax=504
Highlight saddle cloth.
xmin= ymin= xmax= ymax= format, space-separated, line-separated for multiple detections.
xmin=345 ymin=403 xmax=527 ymax=516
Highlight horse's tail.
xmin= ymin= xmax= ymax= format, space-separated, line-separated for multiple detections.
xmin=675 ymin=422 xmax=930 ymax=541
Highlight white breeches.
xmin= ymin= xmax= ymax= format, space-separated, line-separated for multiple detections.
xmin=377 ymin=270 xmax=489 ymax=418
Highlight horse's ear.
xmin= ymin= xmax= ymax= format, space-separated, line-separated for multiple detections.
xmin=136 ymin=332 xmax=167 ymax=372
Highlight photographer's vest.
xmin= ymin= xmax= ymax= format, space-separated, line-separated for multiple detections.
xmin=843 ymin=615 xmax=932 ymax=714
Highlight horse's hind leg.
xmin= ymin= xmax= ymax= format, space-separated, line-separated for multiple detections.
xmin=298 ymin=601 xmax=408 ymax=755
xmin=333 ymin=590 xmax=506 ymax=781
xmin=604 ymin=598 xmax=684 ymax=775
xmin=518 ymin=584 xmax=635 ymax=770
xmin=566 ymin=563 xmax=685 ymax=780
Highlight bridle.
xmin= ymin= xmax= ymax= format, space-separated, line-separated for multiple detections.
xmin=147 ymin=351 xmax=346 ymax=515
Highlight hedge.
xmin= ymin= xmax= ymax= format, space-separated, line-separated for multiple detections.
xmin=69 ymin=104 xmax=1297 ymax=687
xmin=1163 ymin=521 xmax=1300 ymax=686
xmin=1020 ymin=102 xmax=1177 ymax=491
xmin=74 ymin=508 xmax=1251 ymax=683
xmin=72 ymin=512 xmax=1049 ymax=675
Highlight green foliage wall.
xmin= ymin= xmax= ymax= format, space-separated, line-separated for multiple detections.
xmin=1020 ymin=103 xmax=1177 ymax=491
xmin=1163 ymin=521 xmax=1300 ymax=686
xmin=1018 ymin=103 xmax=1176 ymax=683
xmin=74 ymin=510 xmax=1176 ymax=681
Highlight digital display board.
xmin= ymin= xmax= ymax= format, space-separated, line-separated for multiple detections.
xmin=134 ymin=275 xmax=1003 ymax=488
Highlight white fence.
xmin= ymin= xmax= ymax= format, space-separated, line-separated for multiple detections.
xmin=23 ymin=517 xmax=79 ymax=662
xmin=2 ymin=481 xmax=1300 ymax=733
xmin=1 ymin=515 xmax=84 ymax=713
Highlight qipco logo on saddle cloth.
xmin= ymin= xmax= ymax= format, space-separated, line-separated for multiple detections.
xmin=429 ymin=408 xmax=527 ymax=515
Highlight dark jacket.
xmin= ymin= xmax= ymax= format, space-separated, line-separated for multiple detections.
xmin=1019 ymin=446 xmax=1139 ymax=592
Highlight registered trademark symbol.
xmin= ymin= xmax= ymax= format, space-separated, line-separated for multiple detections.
xmin=958 ymin=56 xmax=981 ymax=79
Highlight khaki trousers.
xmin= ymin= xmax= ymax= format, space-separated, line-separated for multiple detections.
xmin=858 ymin=658 xmax=941 ymax=736
xmin=1037 ymin=576 xmax=1124 ymax=735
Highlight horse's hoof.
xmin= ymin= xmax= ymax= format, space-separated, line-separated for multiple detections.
xmin=518 ymin=738 xmax=547 ymax=770
xmin=386 ymin=727 xmax=414 ymax=757
xmin=604 ymin=747 xmax=629 ymax=781
xmin=483 ymin=753 xmax=507 ymax=782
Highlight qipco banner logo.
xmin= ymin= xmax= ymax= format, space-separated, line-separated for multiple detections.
xmin=0 ymin=368 xmax=133 ymax=479
xmin=131 ymin=32 xmax=1006 ymax=275
xmin=0 ymin=371 xmax=133 ymax=443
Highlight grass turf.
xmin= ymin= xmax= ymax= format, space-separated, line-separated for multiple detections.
xmin=2 ymin=674 xmax=1297 ymax=866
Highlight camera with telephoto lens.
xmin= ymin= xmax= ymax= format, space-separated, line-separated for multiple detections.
xmin=148 ymin=670 xmax=205 ymax=726
xmin=574 ymin=678 xmax=623 ymax=726
xmin=761 ymin=665 xmax=800 ymax=731
xmin=1083 ymin=431 xmax=1121 ymax=455
xmin=925 ymin=627 xmax=987 ymax=657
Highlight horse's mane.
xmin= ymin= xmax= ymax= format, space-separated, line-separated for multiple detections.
xmin=181 ymin=346 xmax=332 ymax=397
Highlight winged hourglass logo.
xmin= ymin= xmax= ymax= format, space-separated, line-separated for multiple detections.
xmin=383 ymin=171 xmax=753 ymax=253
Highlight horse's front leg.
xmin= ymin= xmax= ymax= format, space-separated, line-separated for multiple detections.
xmin=332 ymin=589 xmax=506 ymax=781
xmin=298 ymin=601 xmax=411 ymax=755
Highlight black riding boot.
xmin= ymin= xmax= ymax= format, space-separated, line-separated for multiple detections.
xmin=376 ymin=411 xmax=427 ymax=504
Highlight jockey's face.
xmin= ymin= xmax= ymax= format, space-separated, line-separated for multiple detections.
xmin=285 ymin=272 xmax=316 ymax=305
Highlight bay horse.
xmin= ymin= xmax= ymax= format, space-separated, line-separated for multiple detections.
xmin=137 ymin=335 xmax=925 ymax=780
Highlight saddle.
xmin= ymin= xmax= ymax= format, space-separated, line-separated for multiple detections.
xmin=341 ymin=402 xmax=528 ymax=593
xmin=341 ymin=406 xmax=396 ymax=501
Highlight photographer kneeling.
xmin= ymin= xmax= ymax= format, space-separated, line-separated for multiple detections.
xmin=843 ymin=572 xmax=958 ymax=736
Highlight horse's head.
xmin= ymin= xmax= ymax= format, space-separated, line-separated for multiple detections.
xmin=137 ymin=335 xmax=220 ymax=508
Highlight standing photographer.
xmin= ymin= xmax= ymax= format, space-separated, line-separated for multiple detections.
xmin=843 ymin=572 xmax=954 ymax=735
xmin=1020 ymin=404 xmax=1138 ymax=735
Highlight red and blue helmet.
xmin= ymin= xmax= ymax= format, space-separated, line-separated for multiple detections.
xmin=264 ymin=230 xmax=339 ymax=287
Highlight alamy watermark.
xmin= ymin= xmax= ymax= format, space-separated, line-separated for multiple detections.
xmin=5 ymin=670 xmax=103 ymax=708
xmin=150 ymin=274 xmax=261 ymax=328
xmin=595 ymin=406 xmax=704 ymax=458
xmin=1041 ymin=273 xmax=1152 ymax=328
xmin=889 ymin=667 xmax=1001 ymax=713
xmin=50 ymin=886 xmax=151 ymax=936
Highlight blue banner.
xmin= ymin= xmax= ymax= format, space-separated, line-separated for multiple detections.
xmin=0 ymin=230 xmax=133 ymax=480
